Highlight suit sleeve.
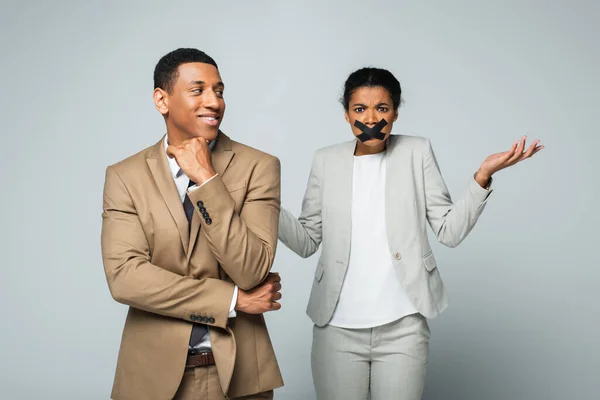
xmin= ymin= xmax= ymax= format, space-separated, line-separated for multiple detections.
xmin=187 ymin=156 xmax=281 ymax=291
xmin=278 ymin=152 xmax=323 ymax=258
xmin=423 ymin=138 xmax=493 ymax=248
xmin=101 ymin=166 xmax=235 ymax=329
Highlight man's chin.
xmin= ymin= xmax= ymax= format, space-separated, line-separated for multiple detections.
xmin=191 ymin=128 xmax=219 ymax=142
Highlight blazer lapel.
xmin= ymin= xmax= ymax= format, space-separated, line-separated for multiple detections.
xmin=384 ymin=135 xmax=414 ymax=247
xmin=187 ymin=131 xmax=235 ymax=260
xmin=147 ymin=136 xmax=189 ymax=253
xmin=331 ymin=139 xmax=356 ymax=262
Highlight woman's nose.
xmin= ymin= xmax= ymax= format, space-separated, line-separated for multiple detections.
xmin=363 ymin=109 xmax=377 ymax=125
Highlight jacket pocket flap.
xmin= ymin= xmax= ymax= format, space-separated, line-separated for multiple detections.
xmin=225 ymin=180 xmax=247 ymax=193
xmin=423 ymin=252 xmax=438 ymax=272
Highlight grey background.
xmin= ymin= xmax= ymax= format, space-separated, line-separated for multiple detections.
xmin=1 ymin=0 xmax=598 ymax=399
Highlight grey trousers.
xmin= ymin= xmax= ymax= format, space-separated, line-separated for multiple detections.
xmin=311 ymin=314 xmax=430 ymax=400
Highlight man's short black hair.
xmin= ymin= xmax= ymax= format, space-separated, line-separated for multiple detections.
xmin=154 ymin=48 xmax=218 ymax=94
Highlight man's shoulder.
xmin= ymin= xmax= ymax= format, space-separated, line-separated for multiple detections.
xmin=229 ymin=138 xmax=280 ymax=166
xmin=106 ymin=139 xmax=161 ymax=178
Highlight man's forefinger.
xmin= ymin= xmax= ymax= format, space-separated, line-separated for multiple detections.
xmin=166 ymin=145 xmax=177 ymax=159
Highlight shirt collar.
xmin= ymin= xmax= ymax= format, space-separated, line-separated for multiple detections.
xmin=163 ymin=134 xmax=217 ymax=179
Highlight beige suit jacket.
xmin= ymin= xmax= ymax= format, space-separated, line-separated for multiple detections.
xmin=279 ymin=135 xmax=493 ymax=325
xmin=101 ymin=132 xmax=283 ymax=400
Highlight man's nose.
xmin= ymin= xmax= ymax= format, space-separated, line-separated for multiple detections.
xmin=203 ymin=91 xmax=219 ymax=108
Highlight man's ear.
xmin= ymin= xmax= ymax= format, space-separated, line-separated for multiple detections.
xmin=154 ymin=88 xmax=169 ymax=116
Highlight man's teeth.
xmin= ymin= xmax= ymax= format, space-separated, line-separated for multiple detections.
xmin=200 ymin=116 xmax=217 ymax=120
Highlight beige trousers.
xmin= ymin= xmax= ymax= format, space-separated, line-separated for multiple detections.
xmin=173 ymin=365 xmax=274 ymax=400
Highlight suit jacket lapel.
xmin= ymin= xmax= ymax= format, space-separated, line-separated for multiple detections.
xmin=187 ymin=131 xmax=235 ymax=260
xmin=385 ymin=135 xmax=414 ymax=247
xmin=146 ymin=136 xmax=190 ymax=253
xmin=331 ymin=140 xmax=356 ymax=262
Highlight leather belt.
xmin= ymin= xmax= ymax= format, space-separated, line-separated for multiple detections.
xmin=186 ymin=351 xmax=215 ymax=368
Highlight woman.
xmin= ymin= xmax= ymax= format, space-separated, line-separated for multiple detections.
xmin=278 ymin=67 xmax=543 ymax=400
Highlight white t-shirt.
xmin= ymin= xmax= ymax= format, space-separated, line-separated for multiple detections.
xmin=328 ymin=151 xmax=418 ymax=329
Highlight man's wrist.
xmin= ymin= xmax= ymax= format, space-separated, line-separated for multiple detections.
xmin=190 ymin=169 xmax=217 ymax=186
xmin=234 ymin=289 xmax=247 ymax=312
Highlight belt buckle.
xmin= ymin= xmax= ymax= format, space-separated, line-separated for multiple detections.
xmin=197 ymin=352 xmax=210 ymax=365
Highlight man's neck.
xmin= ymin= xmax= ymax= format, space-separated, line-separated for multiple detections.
xmin=165 ymin=130 xmax=189 ymax=147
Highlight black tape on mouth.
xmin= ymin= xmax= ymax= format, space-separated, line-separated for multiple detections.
xmin=354 ymin=119 xmax=388 ymax=142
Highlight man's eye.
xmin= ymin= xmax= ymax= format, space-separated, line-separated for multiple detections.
xmin=354 ymin=108 xmax=364 ymax=113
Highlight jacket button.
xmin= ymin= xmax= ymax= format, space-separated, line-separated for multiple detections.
xmin=205 ymin=218 xmax=212 ymax=225
xmin=199 ymin=207 xmax=207 ymax=213
xmin=197 ymin=201 xmax=204 ymax=207
xmin=190 ymin=315 xmax=198 ymax=321
xmin=202 ymin=317 xmax=209 ymax=323
xmin=208 ymin=317 xmax=215 ymax=324
xmin=394 ymin=252 xmax=402 ymax=260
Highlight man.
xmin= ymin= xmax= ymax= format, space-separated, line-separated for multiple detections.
xmin=101 ymin=48 xmax=284 ymax=399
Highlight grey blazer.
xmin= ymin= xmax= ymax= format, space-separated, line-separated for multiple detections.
xmin=279 ymin=134 xmax=493 ymax=326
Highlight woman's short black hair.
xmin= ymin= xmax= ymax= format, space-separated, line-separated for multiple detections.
xmin=341 ymin=67 xmax=402 ymax=111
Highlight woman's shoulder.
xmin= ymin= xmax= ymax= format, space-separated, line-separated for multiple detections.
xmin=389 ymin=133 xmax=429 ymax=148
xmin=315 ymin=140 xmax=355 ymax=156
xmin=310 ymin=134 xmax=432 ymax=161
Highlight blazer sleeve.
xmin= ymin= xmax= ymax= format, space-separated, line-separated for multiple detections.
xmin=423 ymin=138 xmax=493 ymax=248
xmin=186 ymin=155 xmax=281 ymax=291
xmin=278 ymin=151 xmax=323 ymax=258
xmin=101 ymin=165 xmax=235 ymax=330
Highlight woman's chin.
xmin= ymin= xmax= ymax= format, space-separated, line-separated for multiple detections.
xmin=361 ymin=137 xmax=387 ymax=146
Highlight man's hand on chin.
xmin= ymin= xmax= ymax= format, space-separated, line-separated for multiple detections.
xmin=166 ymin=137 xmax=216 ymax=184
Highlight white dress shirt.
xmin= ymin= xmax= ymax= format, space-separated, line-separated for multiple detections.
xmin=164 ymin=135 xmax=238 ymax=350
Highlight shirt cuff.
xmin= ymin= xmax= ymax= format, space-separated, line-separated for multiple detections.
xmin=188 ymin=174 xmax=219 ymax=192
xmin=228 ymin=285 xmax=238 ymax=318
